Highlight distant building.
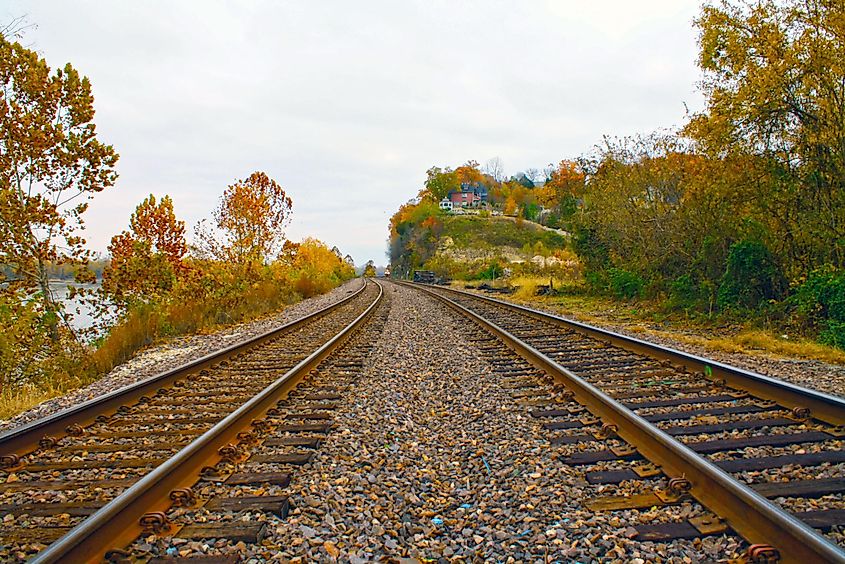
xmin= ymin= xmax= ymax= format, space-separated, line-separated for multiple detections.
xmin=462 ymin=182 xmax=488 ymax=202
xmin=448 ymin=190 xmax=480 ymax=207
xmin=447 ymin=183 xmax=488 ymax=208
xmin=439 ymin=198 xmax=453 ymax=211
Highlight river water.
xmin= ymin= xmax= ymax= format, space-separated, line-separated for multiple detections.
xmin=48 ymin=281 xmax=110 ymax=334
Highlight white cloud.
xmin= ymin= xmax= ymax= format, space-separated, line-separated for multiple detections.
xmin=4 ymin=0 xmax=704 ymax=265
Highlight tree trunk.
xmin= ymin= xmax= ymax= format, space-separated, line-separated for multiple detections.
xmin=37 ymin=258 xmax=60 ymax=342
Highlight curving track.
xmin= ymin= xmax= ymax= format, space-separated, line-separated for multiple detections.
xmin=0 ymin=279 xmax=383 ymax=563
xmin=406 ymin=281 xmax=845 ymax=564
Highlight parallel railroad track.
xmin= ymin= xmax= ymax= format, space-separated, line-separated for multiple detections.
xmin=405 ymin=281 xmax=845 ymax=564
xmin=0 ymin=279 xmax=383 ymax=563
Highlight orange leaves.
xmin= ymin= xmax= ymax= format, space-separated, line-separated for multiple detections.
xmin=196 ymin=171 xmax=292 ymax=269
xmin=280 ymin=238 xmax=356 ymax=297
xmin=103 ymin=195 xmax=188 ymax=305
xmin=537 ymin=160 xmax=586 ymax=210
xmin=129 ymin=195 xmax=187 ymax=267
xmin=455 ymin=164 xmax=484 ymax=185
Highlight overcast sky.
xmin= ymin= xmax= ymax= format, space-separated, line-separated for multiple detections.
xmin=5 ymin=1 xmax=704 ymax=266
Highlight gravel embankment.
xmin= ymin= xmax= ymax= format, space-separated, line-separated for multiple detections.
xmin=469 ymin=289 xmax=845 ymax=399
xmin=0 ymin=279 xmax=363 ymax=433
xmin=257 ymin=281 xmax=742 ymax=561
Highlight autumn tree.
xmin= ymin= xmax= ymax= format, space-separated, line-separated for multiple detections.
xmin=536 ymin=160 xmax=586 ymax=226
xmin=363 ymin=260 xmax=377 ymax=277
xmin=422 ymin=166 xmax=459 ymax=201
xmin=285 ymin=238 xmax=356 ymax=297
xmin=388 ymin=200 xmax=442 ymax=274
xmin=195 ymin=172 xmax=292 ymax=270
xmin=103 ymin=195 xmax=187 ymax=305
xmin=456 ymin=160 xmax=486 ymax=185
xmin=0 ymin=34 xmax=118 ymax=339
xmin=686 ymin=0 xmax=845 ymax=272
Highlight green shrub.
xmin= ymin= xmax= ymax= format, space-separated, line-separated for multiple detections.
xmin=608 ymin=268 xmax=644 ymax=299
xmin=717 ymin=240 xmax=785 ymax=310
xmin=584 ymin=270 xmax=608 ymax=293
xmin=572 ymin=226 xmax=610 ymax=272
xmin=667 ymin=274 xmax=711 ymax=311
xmin=822 ymin=321 xmax=845 ymax=349
xmin=789 ymin=268 xmax=845 ymax=348
xmin=474 ymin=260 xmax=504 ymax=280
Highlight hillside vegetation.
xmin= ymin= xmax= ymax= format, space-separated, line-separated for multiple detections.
xmin=389 ymin=0 xmax=845 ymax=353
xmin=390 ymin=203 xmax=577 ymax=282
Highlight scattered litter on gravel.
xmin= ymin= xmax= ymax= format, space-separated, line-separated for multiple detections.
xmin=0 ymin=280 xmax=362 ymax=433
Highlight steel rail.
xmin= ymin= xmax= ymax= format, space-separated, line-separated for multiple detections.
xmin=0 ymin=278 xmax=368 ymax=459
xmin=407 ymin=282 xmax=845 ymax=426
xmin=31 ymin=279 xmax=383 ymax=563
xmin=406 ymin=281 xmax=845 ymax=564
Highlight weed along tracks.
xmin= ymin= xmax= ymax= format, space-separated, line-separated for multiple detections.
xmin=0 ymin=279 xmax=844 ymax=562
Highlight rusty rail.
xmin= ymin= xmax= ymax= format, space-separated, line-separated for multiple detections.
xmin=406 ymin=281 xmax=845 ymax=564
xmin=0 ymin=278 xmax=367 ymax=460
xmin=411 ymin=282 xmax=845 ymax=426
xmin=31 ymin=279 xmax=383 ymax=563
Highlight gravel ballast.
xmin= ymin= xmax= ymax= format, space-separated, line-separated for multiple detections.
xmin=176 ymin=280 xmax=742 ymax=561
xmin=464 ymin=288 xmax=845 ymax=399
xmin=0 ymin=279 xmax=363 ymax=433
xmin=6 ymin=279 xmax=840 ymax=560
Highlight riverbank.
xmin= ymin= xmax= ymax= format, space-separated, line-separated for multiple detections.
xmin=0 ymin=279 xmax=362 ymax=429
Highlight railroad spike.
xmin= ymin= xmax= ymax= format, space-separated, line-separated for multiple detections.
xmin=104 ymin=548 xmax=132 ymax=563
xmin=745 ymin=544 xmax=780 ymax=563
xmin=655 ymin=477 xmax=692 ymax=503
xmin=0 ymin=453 xmax=22 ymax=471
xmin=251 ymin=419 xmax=270 ymax=430
xmin=38 ymin=435 xmax=57 ymax=449
xmin=139 ymin=511 xmax=172 ymax=533
xmin=593 ymin=423 xmax=618 ymax=439
xmin=790 ymin=406 xmax=811 ymax=421
xmin=169 ymin=487 xmax=197 ymax=507
xmin=200 ymin=465 xmax=222 ymax=478
xmin=237 ymin=431 xmax=258 ymax=444
xmin=218 ymin=443 xmax=244 ymax=463
xmin=65 ymin=423 xmax=85 ymax=436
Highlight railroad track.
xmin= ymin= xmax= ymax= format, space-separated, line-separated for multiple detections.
xmin=0 ymin=278 xmax=384 ymax=563
xmin=405 ymin=281 xmax=845 ymax=564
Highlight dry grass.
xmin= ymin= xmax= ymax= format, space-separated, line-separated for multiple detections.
xmin=0 ymin=381 xmax=76 ymax=421
xmin=665 ymin=330 xmax=845 ymax=364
